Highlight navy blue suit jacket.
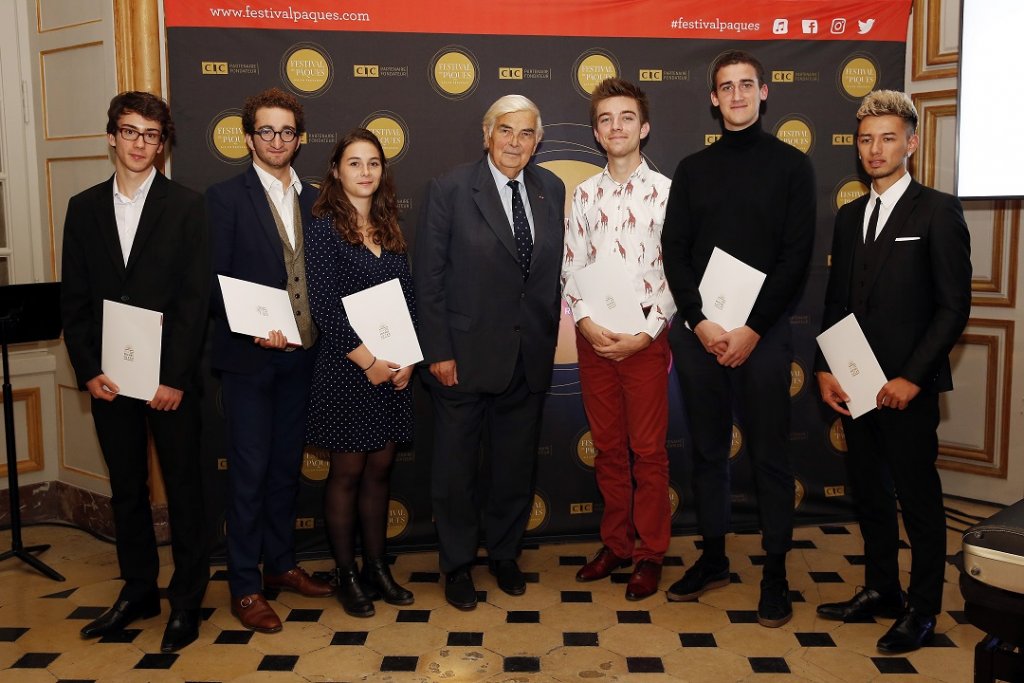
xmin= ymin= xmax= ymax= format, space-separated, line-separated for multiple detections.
xmin=206 ymin=166 xmax=319 ymax=374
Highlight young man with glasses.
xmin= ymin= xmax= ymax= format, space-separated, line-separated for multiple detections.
xmin=207 ymin=87 xmax=332 ymax=634
xmin=61 ymin=91 xmax=211 ymax=652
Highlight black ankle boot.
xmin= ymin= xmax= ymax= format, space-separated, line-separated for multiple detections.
xmin=334 ymin=565 xmax=375 ymax=617
xmin=361 ymin=557 xmax=414 ymax=605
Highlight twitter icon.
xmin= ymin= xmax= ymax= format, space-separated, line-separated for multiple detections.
xmin=858 ymin=18 xmax=876 ymax=34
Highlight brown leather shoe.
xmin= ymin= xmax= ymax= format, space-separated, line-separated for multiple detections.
xmin=625 ymin=560 xmax=662 ymax=601
xmin=231 ymin=593 xmax=282 ymax=633
xmin=264 ymin=566 xmax=335 ymax=597
xmin=576 ymin=546 xmax=632 ymax=582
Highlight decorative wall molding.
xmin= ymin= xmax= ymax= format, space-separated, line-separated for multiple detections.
xmin=0 ymin=388 xmax=45 ymax=476
xmin=911 ymin=0 xmax=959 ymax=81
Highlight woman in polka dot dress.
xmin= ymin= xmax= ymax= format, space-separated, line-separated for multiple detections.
xmin=306 ymin=128 xmax=416 ymax=618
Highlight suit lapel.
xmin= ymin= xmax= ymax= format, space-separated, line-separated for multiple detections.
xmin=472 ymin=158 xmax=519 ymax=262
xmin=523 ymin=166 xmax=551 ymax=270
xmin=864 ymin=180 xmax=921 ymax=295
xmin=124 ymin=172 xmax=167 ymax=275
xmin=246 ymin=166 xmax=288 ymax=271
xmin=94 ymin=176 xmax=126 ymax=278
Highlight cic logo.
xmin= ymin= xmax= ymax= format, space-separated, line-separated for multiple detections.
xmin=771 ymin=70 xmax=794 ymax=83
xmin=639 ymin=69 xmax=663 ymax=82
xmin=202 ymin=61 xmax=227 ymax=75
xmin=354 ymin=64 xmax=379 ymax=78
xmin=499 ymin=67 xmax=523 ymax=80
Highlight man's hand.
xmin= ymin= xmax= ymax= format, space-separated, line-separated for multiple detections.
xmin=714 ymin=325 xmax=760 ymax=368
xmin=694 ymin=320 xmax=728 ymax=356
xmin=594 ymin=331 xmax=652 ymax=362
xmin=254 ymin=330 xmax=288 ymax=349
xmin=816 ymin=371 xmax=851 ymax=416
xmin=148 ymin=385 xmax=183 ymax=411
xmin=430 ymin=359 xmax=458 ymax=387
xmin=392 ymin=365 xmax=414 ymax=390
xmin=877 ymin=377 xmax=920 ymax=411
xmin=85 ymin=374 xmax=119 ymax=402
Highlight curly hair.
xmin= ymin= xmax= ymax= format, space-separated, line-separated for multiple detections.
xmin=312 ymin=128 xmax=406 ymax=253
xmin=241 ymin=87 xmax=305 ymax=135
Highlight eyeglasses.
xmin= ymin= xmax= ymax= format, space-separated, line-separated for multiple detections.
xmin=255 ymin=127 xmax=298 ymax=143
xmin=118 ymin=126 xmax=163 ymax=145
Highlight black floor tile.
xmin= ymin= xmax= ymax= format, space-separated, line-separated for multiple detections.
xmin=560 ymin=590 xmax=592 ymax=603
xmin=215 ymin=630 xmax=254 ymax=645
xmin=507 ymin=610 xmax=540 ymax=623
xmin=844 ymin=554 xmax=867 ymax=565
xmin=381 ymin=655 xmax=418 ymax=672
xmin=447 ymin=632 xmax=483 ymax=646
xmin=285 ymin=608 xmax=322 ymax=622
xmin=871 ymin=657 xmax=917 ymax=674
xmin=947 ymin=610 xmax=969 ymax=625
xmin=331 ymin=631 xmax=368 ymax=646
xmin=627 ymin=656 xmax=664 ymax=673
xmin=42 ymin=587 xmax=78 ymax=599
xmin=609 ymin=572 xmax=632 ymax=584
xmin=475 ymin=590 xmax=488 ymax=602
xmin=819 ymin=525 xmax=852 ymax=534
xmin=56 ymin=679 xmax=96 ymax=683
xmin=729 ymin=572 xmax=742 ymax=584
xmin=12 ymin=652 xmax=60 ymax=668
xmin=199 ymin=606 xmax=216 ymax=621
xmin=504 ymin=656 xmax=540 ymax=672
xmin=210 ymin=569 xmax=229 ymax=580
xmin=564 ymin=632 xmax=599 ymax=647
xmin=679 ymin=633 xmax=717 ymax=647
xmin=396 ymin=609 xmax=431 ymax=623
xmin=99 ymin=628 xmax=141 ymax=643
xmin=809 ymin=571 xmax=845 ymax=583
xmin=66 ymin=606 xmax=108 ymax=620
xmin=560 ymin=556 xmax=586 ymax=566
xmin=662 ymin=556 xmax=684 ymax=567
xmin=796 ymin=632 xmax=836 ymax=647
xmin=524 ymin=571 xmax=540 ymax=584
xmin=408 ymin=571 xmax=440 ymax=583
xmin=749 ymin=657 xmax=790 ymax=673
xmin=726 ymin=610 xmax=759 ymax=624
xmin=790 ymin=589 xmax=806 ymax=603
xmin=0 ymin=627 xmax=29 ymax=642
xmin=792 ymin=539 xmax=817 ymax=549
xmin=749 ymin=555 xmax=766 ymax=566
xmin=135 ymin=653 xmax=177 ymax=669
xmin=928 ymin=633 xmax=957 ymax=648
xmin=616 ymin=610 xmax=651 ymax=624
xmin=258 ymin=655 xmax=298 ymax=671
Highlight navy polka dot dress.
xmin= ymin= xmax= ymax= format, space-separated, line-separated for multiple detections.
xmin=304 ymin=215 xmax=415 ymax=451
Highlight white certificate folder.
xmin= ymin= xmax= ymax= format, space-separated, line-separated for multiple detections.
xmin=102 ymin=300 xmax=162 ymax=401
xmin=218 ymin=274 xmax=302 ymax=345
xmin=570 ymin=257 xmax=647 ymax=334
xmin=698 ymin=247 xmax=766 ymax=331
xmin=341 ymin=278 xmax=422 ymax=368
xmin=816 ymin=313 xmax=888 ymax=419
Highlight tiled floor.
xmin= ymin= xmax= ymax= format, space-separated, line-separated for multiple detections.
xmin=0 ymin=498 xmax=1001 ymax=682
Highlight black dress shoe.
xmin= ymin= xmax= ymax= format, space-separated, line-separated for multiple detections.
xmin=361 ymin=557 xmax=414 ymax=606
xmin=666 ymin=555 xmax=730 ymax=602
xmin=489 ymin=559 xmax=526 ymax=596
xmin=160 ymin=608 xmax=201 ymax=652
xmin=445 ymin=566 xmax=477 ymax=610
xmin=877 ymin=608 xmax=936 ymax=654
xmin=817 ymin=587 xmax=906 ymax=622
xmin=81 ymin=593 xmax=161 ymax=638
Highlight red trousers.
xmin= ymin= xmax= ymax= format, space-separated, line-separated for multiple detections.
xmin=576 ymin=329 xmax=671 ymax=562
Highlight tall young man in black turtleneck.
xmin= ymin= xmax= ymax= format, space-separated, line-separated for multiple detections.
xmin=660 ymin=50 xmax=815 ymax=627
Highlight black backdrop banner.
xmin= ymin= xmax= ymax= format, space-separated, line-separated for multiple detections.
xmin=166 ymin=0 xmax=913 ymax=559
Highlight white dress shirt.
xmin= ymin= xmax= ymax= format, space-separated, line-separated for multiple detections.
xmin=112 ymin=167 xmax=157 ymax=266
xmin=863 ymin=172 xmax=912 ymax=242
xmin=486 ymin=155 xmax=535 ymax=239
xmin=253 ymin=162 xmax=303 ymax=248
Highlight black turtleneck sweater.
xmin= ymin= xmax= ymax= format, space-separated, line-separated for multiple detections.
xmin=661 ymin=119 xmax=816 ymax=335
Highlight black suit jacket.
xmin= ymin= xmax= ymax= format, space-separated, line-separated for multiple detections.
xmin=206 ymin=166 xmax=319 ymax=374
xmin=61 ymin=172 xmax=210 ymax=392
xmin=816 ymin=180 xmax=971 ymax=392
xmin=413 ymin=156 xmax=565 ymax=394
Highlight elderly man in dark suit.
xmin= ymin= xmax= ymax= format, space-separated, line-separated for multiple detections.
xmin=61 ymin=91 xmax=210 ymax=652
xmin=207 ymin=88 xmax=332 ymax=634
xmin=815 ymin=89 xmax=971 ymax=654
xmin=414 ymin=94 xmax=565 ymax=610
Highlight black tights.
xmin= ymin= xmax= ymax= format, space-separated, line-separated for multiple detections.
xmin=324 ymin=442 xmax=396 ymax=568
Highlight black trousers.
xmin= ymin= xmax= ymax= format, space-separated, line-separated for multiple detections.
xmin=841 ymin=392 xmax=945 ymax=615
xmin=91 ymin=393 xmax=208 ymax=609
xmin=669 ymin=319 xmax=795 ymax=554
xmin=428 ymin=356 xmax=546 ymax=573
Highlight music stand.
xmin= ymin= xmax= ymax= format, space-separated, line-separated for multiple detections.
xmin=0 ymin=282 xmax=65 ymax=581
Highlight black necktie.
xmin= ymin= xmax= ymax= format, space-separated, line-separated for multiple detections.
xmin=508 ymin=179 xmax=533 ymax=279
xmin=866 ymin=197 xmax=881 ymax=244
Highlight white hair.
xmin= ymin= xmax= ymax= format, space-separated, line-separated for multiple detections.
xmin=481 ymin=94 xmax=543 ymax=148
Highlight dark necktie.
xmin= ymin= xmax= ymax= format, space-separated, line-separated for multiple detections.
xmin=865 ymin=196 xmax=881 ymax=244
xmin=508 ymin=179 xmax=533 ymax=279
